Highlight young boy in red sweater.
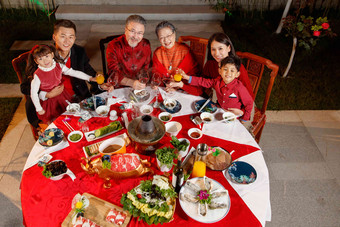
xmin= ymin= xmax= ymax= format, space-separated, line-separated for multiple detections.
xmin=181 ymin=55 xmax=253 ymax=125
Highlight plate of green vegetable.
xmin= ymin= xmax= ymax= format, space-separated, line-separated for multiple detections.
xmin=120 ymin=175 xmax=177 ymax=225
xmin=170 ymin=136 xmax=190 ymax=158
xmin=84 ymin=121 xmax=123 ymax=142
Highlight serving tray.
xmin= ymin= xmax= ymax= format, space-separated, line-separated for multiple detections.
xmin=62 ymin=193 xmax=131 ymax=227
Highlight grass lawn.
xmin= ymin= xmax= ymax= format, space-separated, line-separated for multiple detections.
xmin=222 ymin=10 xmax=340 ymax=110
xmin=0 ymin=98 xmax=22 ymax=141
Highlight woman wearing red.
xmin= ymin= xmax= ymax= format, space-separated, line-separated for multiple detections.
xmin=204 ymin=32 xmax=255 ymax=119
xmin=152 ymin=21 xmax=203 ymax=96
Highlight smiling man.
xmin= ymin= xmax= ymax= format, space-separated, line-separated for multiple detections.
xmin=106 ymin=15 xmax=152 ymax=90
xmin=21 ymin=19 xmax=111 ymax=129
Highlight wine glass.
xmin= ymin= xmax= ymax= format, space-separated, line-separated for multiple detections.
xmin=151 ymin=73 xmax=162 ymax=107
xmin=138 ymin=70 xmax=149 ymax=86
xmin=162 ymin=75 xmax=175 ymax=97
xmin=108 ymin=71 xmax=119 ymax=87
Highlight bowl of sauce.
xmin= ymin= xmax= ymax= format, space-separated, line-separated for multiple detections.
xmin=200 ymin=112 xmax=214 ymax=123
xmin=67 ymin=131 xmax=83 ymax=143
xmin=188 ymin=128 xmax=203 ymax=140
xmin=99 ymin=137 xmax=126 ymax=155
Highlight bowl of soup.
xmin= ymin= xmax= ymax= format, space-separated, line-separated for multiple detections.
xmin=98 ymin=137 xmax=126 ymax=155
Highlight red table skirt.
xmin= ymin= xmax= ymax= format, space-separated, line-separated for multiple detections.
xmin=21 ymin=110 xmax=261 ymax=227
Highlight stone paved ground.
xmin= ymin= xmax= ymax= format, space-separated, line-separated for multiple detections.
xmin=1 ymin=18 xmax=339 ymax=227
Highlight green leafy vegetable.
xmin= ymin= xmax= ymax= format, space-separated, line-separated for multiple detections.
xmin=102 ymin=160 xmax=111 ymax=169
xmin=170 ymin=136 xmax=189 ymax=151
xmin=42 ymin=165 xmax=52 ymax=178
xmin=155 ymin=146 xmax=177 ymax=168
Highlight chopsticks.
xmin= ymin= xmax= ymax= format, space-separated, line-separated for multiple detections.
xmin=63 ymin=120 xmax=75 ymax=132
xmin=198 ymin=98 xmax=211 ymax=112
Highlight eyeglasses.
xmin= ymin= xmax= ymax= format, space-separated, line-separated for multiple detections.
xmin=159 ymin=31 xmax=175 ymax=42
xmin=126 ymin=27 xmax=144 ymax=36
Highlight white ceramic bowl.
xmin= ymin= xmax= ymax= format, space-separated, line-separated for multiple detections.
xmin=188 ymin=128 xmax=203 ymax=140
xmin=67 ymin=131 xmax=83 ymax=143
xmin=163 ymin=98 xmax=177 ymax=110
xmin=140 ymin=104 xmax=154 ymax=115
xmin=200 ymin=112 xmax=214 ymax=123
xmin=98 ymin=137 xmax=126 ymax=155
xmin=222 ymin=112 xmax=237 ymax=123
xmin=96 ymin=105 xmax=110 ymax=117
xmin=165 ymin=121 xmax=182 ymax=137
xmin=158 ymin=112 xmax=172 ymax=122
xmin=66 ymin=103 xmax=80 ymax=113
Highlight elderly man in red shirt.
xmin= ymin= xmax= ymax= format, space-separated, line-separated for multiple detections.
xmin=180 ymin=55 xmax=253 ymax=126
xmin=106 ymin=15 xmax=152 ymax=90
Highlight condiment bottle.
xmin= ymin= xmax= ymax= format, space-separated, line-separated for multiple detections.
xmin=191 ymin=143 xmax=207 ymax=178
xmin=172 ymin=160 xmax=184 ymax=193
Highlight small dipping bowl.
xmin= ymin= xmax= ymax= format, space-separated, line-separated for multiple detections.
xmin=66 ymin=103 xmax=80 ymax=113
xmin=222 ymin=112 xmax=237 ymax=123
xmin=158 ymin=112 xmax=172 ymax=122
xmin=98 ymin=137 xmax=126 ymax=155
xmin=140 ymin=104 xmax=154 ymax=115
xmin=188 ymin=128 xmax=203 ymax=140
xmin=67 ymin=131 xmax=83 ymax=143
xmin=200 ymin=112 xmax=214 ymax=123
xmin=163 ymin=98 xmax=177 ymax=110
xmin=165 ymin=121 xmax=182 ymax=137
xmin=96 ymin=105 xmax=110 ymax=117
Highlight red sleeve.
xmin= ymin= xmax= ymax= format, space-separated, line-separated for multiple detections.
xmin=106 ymin=38 xmax=124 ymax=82
xmin=238 ymin=64 xmax=255 ymax=100
xmin=237 ymin=82 xmax=254 ymax=121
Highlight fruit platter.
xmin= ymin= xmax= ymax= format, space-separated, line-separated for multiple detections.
xmin=120 ymin=175 xmax=177 ymax=225
xmin=81 ymin=153 xmax=152 ymax=188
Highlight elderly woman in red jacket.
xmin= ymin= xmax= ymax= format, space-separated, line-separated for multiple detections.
xmin=152 ymin=21 xmax=203 ymax=96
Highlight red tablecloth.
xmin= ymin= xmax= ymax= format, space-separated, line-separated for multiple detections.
xmin=21 ymin=105 xmax=261 ymax=227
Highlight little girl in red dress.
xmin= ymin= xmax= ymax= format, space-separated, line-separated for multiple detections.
xmin=26 ymin=45 xmax=97 ymax=124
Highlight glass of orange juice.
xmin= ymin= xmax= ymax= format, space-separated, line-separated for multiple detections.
xmin=173 ymin=73 xmax=182 ymax=82
xmin=96 ymin=72 xmax=105 ymax=85
xmin=191 ymin=160 xmax=206 ymax=178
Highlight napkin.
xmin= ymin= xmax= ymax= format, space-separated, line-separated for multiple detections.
xmin=23 ymin=123 xmax=70 ymax=171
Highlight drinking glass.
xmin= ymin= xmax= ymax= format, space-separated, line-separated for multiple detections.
xmin=162 ymin=75 xmax=175 ymax=97
xmin=108 ymin=71 xmax=119 ymax=87
xmin=96 ymin=72 xmax=105 ymax=85
xmin=138 ymin=70 xmax=149 ymax=86
xmin=151 ymin=73 xmax=161 ymax=107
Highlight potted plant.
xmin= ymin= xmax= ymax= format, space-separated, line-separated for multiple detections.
xmin=155 ymin=146 xmax=177 ymax=172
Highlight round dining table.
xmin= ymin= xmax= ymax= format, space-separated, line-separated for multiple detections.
xmin=21 ymin=87 xmax=271 ymax=227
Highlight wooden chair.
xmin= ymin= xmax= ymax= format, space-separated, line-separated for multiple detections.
xmin=236 ymin=51 xmax=279 ymax=143
xmin=12 ymin=51 xmax=47 ymax=140
xmin=178 ymin=36 xmax=209 ymax=71
xmin=99 ymin=35 xmax=122 ymax=76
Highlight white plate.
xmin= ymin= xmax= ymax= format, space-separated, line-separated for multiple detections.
xmin=179 ymin=177 xmax=231 ymax=223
